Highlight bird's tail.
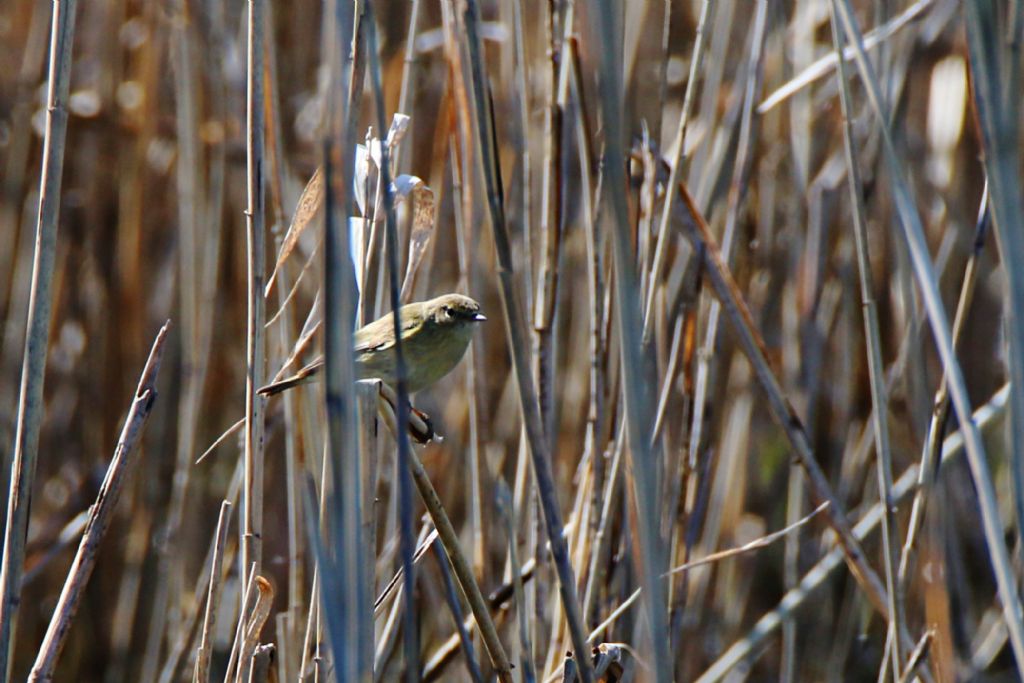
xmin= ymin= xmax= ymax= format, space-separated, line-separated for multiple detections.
xmin=257 ymin=357 xmax=323 ymax=396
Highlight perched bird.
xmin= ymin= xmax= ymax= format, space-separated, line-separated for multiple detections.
xmin=258 ymin=293 xmax=486 ymax=397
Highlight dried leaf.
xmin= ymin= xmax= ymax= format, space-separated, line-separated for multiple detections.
xmin=397 ymin=175 xmax=436 ymax=301
xmin=265 ymin=166 xmax=324 ymax=297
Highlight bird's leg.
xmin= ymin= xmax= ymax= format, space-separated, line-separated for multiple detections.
xmin=373 ymin=380 xmax=440 ymax=445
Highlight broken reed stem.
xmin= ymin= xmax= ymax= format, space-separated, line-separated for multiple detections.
xmin=28 ymin=322 xmax=170 ymax=682
xmin=0 ymin=0 xmax=79 ymax=676
xmin=221 ymin=563 xmax=258 ymax=683
xmin=234 ymin=577 xmax=274 ymax=683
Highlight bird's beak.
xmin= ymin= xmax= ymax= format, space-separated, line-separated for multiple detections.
xmin=473 ymin=313 xmax=487 ymax=322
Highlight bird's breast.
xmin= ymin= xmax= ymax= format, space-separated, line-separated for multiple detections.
xmin=356 ymin=322 xmax=474 ymax=393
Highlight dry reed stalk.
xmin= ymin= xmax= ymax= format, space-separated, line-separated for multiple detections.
xmin=898 ymin=190 xmax=990 ymax=585
xmin=587 ymin=1 xmax=673 ymax=678
xmin=964 ymin=0 xmax=1024 ymax=585
xmin=431 ymin=539 xmax=486 ymax=683
xmin=0 ymin=0 xmax=79 ymax=676
xmin=318 ymin=0 xmax=369 ymax=677
xmin=828 ymin=7 xmax=904 ymax=676
xmin=241 ymin=0 xmax=268 ymax=597
xmin=362 ymin=3 xmax=424 ymax=677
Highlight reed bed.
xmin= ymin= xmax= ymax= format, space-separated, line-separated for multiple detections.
xmin=0 ymin=0 xmax=1022 ymax=681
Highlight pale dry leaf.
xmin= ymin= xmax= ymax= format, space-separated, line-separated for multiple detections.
xmin=265 ymin=166 xmax=324 ymax=296
xmin=397 ymin=176 xmax=436 ymax=301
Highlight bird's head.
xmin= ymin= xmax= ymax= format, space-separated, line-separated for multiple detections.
xmin=429 ymin=294 xmax=486 ymax=327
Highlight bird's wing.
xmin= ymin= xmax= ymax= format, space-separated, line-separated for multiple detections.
xmin=353 ymin=311 xmax=423 ymax=354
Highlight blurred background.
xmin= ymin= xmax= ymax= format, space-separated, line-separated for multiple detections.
xmin=0 ymin=0 xmax=1020 ymax=680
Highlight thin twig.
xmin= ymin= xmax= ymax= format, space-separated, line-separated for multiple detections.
xmin=585 ymin=502 xmax=829 ymax=646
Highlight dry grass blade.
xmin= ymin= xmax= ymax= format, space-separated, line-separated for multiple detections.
xmin=586 ymin=1 xmax=671 ymax=678
xmin=406 ymin=448 xmax=513 ymax=681
xmin=317 ymin=1 xmax=373 ymax=675
xmin=495 ymin=481 xmax=535 ymax=683
xmin=431 ymin=541 xmax=486 ymax=683
xmin=373 ymin=529 xmax=440 ymax=616
xmin=665 ymin=502 xmax=829 ymax=577
xmin=898 ymin=630 xmax=934 ymax=683
xmin=898 ymin=188 xmax=990 ymax=587
xmin=828 ymin=8 xmax=903 ymax=674
xmin=964 ymin=0 xmax=1024 ymax=574
xmin=362 ymin=6 xmax=425 ymax=676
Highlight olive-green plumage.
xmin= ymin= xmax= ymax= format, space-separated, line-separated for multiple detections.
xmin=257 ymin=293 xmax=485 ymax=396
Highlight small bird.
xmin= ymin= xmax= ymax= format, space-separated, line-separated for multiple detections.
xmin=258 ymin=293 xmax=486 ymax=397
